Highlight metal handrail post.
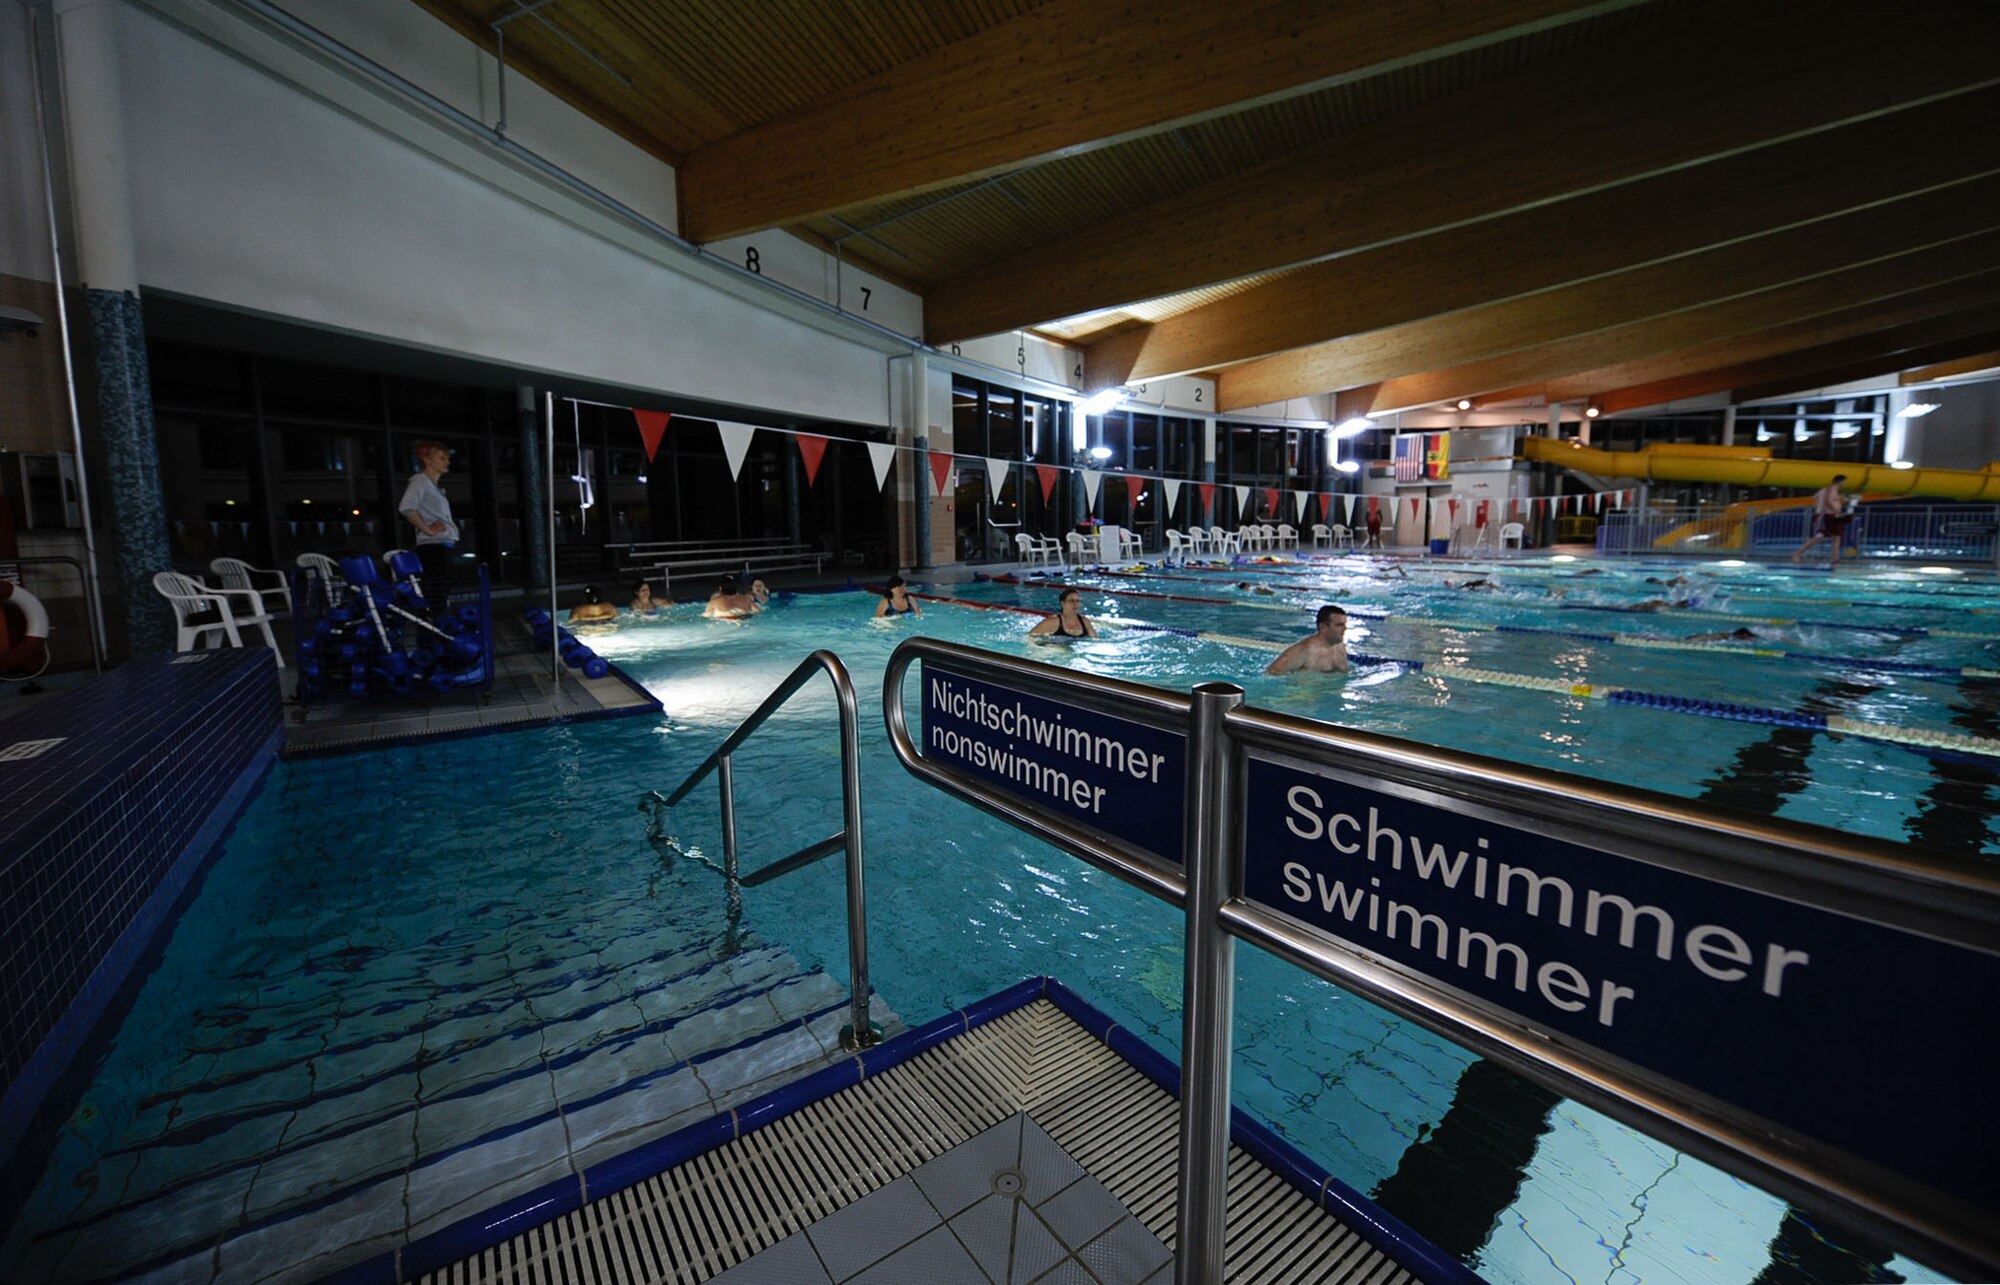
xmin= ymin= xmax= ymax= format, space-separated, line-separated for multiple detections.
xmin=835 ymin=664 xmax=876 ymax=1049
xmin=718 ymin=751 xmax=740 ymax=896
xmin=1176 ymin=682 xmax=1241 ymax=1285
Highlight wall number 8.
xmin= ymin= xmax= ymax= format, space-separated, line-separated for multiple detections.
xmin=745 ymin=246 xmax=762 ymax=274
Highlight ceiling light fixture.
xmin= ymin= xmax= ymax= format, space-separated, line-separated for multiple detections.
xmin=1455 ymin=399 xmax=1472 ymax=411
xmin=1584 ymin=405 xmax=1600 ymax=419
xmin=1078 ymin=388 xmax=1123 ymax=417
xmin=1088 ymin=445 xmax=1112 ymax=461
xmin=1890 ymin=460 xmax=1915 ymax=470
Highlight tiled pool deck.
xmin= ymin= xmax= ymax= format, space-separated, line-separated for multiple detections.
xmin=282 ymin=618 xmax=660 ymax=759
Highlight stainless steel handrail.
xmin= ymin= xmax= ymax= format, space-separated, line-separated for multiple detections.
xmin=656 ymin=648 xmax=878 ymax=1049
xmin=879 ymin=635 xmax=2000 ymax=1283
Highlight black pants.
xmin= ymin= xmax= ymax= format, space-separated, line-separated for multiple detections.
xmin=415 ymin=542 xmax=455 ymax=606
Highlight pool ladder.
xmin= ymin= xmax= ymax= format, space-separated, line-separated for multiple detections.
xmin=640 ymin=648 xmax=881 ymax=1050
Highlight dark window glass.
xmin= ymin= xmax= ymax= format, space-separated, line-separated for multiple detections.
xmin=149 ymin=342 xmax=251 ymax=412
xmin=1097 ymin=411 xmax=1129 ymax=471
xmin=986 ymin=385 xmax=1019 ymax=462
xmin=1129 ymin=414 xmax=1158 ymax=473
xmin=952 ymin=381 xmax=982 ymax=454
xmin=258 ymin=357 xmax=376 ymax=422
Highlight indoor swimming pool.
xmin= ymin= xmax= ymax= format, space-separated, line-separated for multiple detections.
xmin=10 ymin=554 xmax=1993 ymax=1285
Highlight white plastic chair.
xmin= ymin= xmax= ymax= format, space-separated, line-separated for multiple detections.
xmin=211 ymin=557 xmax=292 ymax=615
xmin=295 ymin=552 xmax=345 ymax=606
xmin=1275 ymin=524 xmax=1298 ymax=550
xmin=153 ymin=570 xmax=285 ymax=666
xmin=1310 ymin=524 xmax=1332 ymax=548
xmin=1500 ymin=522 xmax=1526 ymax=550
xmin=1065 ymin=532 xmax=1092 ymax=565
xmin=1237 ymin=526 xmax=1264 ymax=552
xmin=1209 ymin=526 xmax=1240 ymax=555
xmin=1260 ymin=524 xmax=1280 ymax=551
xmin=1184 ymin=527 xmax=1210 ymax=554
xmin=1117 ymin=528 xmax=1143 ymax=560
xmin=1329 ymin=524 xmax=1354 ymax=549
xmin=1015 ymin=532 xmax=1059 ymax=568
xmin=1165 ymin=529 xmax=1188 ymax=557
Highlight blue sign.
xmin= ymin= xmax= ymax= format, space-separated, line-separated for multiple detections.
xmin=1240 ymin=754 xmax=2000 ymax=1213
xmin=920 ymin=662 xmax=1186 ymax=866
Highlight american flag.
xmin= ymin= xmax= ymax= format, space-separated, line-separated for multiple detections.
xmin=1393 ymin=434 xmax=1422 ymax=482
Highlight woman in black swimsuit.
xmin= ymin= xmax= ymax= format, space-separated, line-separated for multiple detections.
xmin=873 ymin=574 xmax=921 ymax=618
xmin=1028 ymin=587 xmax=1097 ymax=639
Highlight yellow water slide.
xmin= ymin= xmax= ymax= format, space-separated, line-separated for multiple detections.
xmin=1520 ymin=438 xmax=2000 ymax=499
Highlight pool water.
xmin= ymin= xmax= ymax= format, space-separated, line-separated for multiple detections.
xmin=14 ymin=554 xmax=1993 ymax=1284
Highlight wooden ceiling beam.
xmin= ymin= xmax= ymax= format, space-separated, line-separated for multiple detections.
xmin=1583 ymin=314 xmax=2000 ymax=415
xmin=1901 ymin=350 xmax=2000 ymax=385
xmin=1543 ymin=294 xmax=2000 ymax=407
xmin=1087 ymin=91 xmax=2000 ymax=386
xmin=1213 ymin=184 xmax=2000 ymax=411
xmin=676 ymin=0 xmax=1623 ymax=242
xmin=1733 ymin=323 xmax=2000 ymax=406
xmin=1358 ymin=263 xmax=2000 ymax=415
xmin=929 ymin=0 xmax=2000 ymax=346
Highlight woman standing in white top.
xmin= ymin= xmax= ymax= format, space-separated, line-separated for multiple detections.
xmin=399 ymin=440 xmax=460 ymax=601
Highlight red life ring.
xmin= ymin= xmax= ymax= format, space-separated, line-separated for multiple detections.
xmin=0 ymin=580 xmax=50 ymax=677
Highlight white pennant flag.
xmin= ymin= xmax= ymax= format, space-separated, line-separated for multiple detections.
xmin=1293 ymin=490 xmax=1308 ymax=519
xmin=717 ymin=421 xmax=756 ymax=481
xmin=986 ymin=456 xmax=1010 ymax=499
xmin=1595 ymin=491 xmax=1606 ymax=512
xmin=1234 ymin=485 xmax=1250 ymax=517
xmin=1082 ymin=469 xmax=1102 ymax=507
xmin=1163 ymin=478 xmax=1181 ymax=514
xmin=867 ymin=442 xmax=896 ymax=491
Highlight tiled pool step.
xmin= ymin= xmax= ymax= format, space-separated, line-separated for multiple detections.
xmin=10 ymin=949 xmax=895 ymax=1285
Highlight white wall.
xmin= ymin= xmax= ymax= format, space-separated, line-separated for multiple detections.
xmin=1901 ymin=379 xmax=2000 ymax=470
xmin=110 ymin=0 xmax=909 ymax=427
xmin=0 ymin=3 xmax=53 ymax=281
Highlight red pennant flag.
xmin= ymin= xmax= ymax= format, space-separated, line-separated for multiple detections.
xmin=928 ymin=451 xmax=954 ymax=497
xmin=1198 ymin=483 xmax=1215 ymax=517
xmin=1036 ymin=464 xmax=1059 ymax=504
xmin=1408 ymin=497 xmax=1422 ymax=524
xmin=1319 ymin=493 xmax=1332 ymax=521
xmin=795 ymin=434 xmax=828 ymax=487
xmin=1367 ymin=496 xmax=1380 ymax=522
xmin=632 ymin=409 xmax=671 ymax=463
xmin=1262 ymin=488 xmax=1279 ymax=517
xmin=1476 ymin=500 xmax=1489 ymax=527
xmin=1447 ymin=499 xmax=1459 ymax=526
xmin=1125 ymin=475 xmax=1146 ymax=506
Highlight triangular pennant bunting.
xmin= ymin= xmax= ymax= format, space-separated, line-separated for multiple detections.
xmin=717 ymin=421 xmax=756 ymax=481
xmin=1199 ymin=483 xmax=1215 ymax=518
xmin=1125 ymin=475 xmax=1146 ymax=506
xmin=632 ymin=409 xmax=670 ymax=463
xmin=795 ymin=433 xmax=828 ymax=487
xmin=1082 ymin=470 xmax=1102 ymax=507
xmin=1163 ymin=478 xmax=1181 ymax=514
xmin=928 ymin=451 xmax=955 ymax=497
xmin=1036 ymin=464 xmax=1059 ymax=504
xmin=1318 ymin=493 xmax=1332 ymax=522
xmin=1367 ymin=496 xmax=1380 ymax=522
xmin=1262 ymin=488 xmax=1279 ymax=518
xmin=1234 ymin=485 xmax=1250 ymax=518
xmin=867 ymin=442 xmax=896 ymax=490
xmin=986 ymin=456 xmax=1010 ymax=500
xmin=1447 ymin=498 xmax=1459 ymax=527
xmin=1293 ymin=490 xmax=1308 ymax=520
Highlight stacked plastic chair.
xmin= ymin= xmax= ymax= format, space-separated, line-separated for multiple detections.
xmin=293 ymin=552 xmax=492 ymax=701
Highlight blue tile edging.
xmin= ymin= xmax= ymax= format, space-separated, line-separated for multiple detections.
xmin=350 ymin=975 xmax=1479 ymax=1285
